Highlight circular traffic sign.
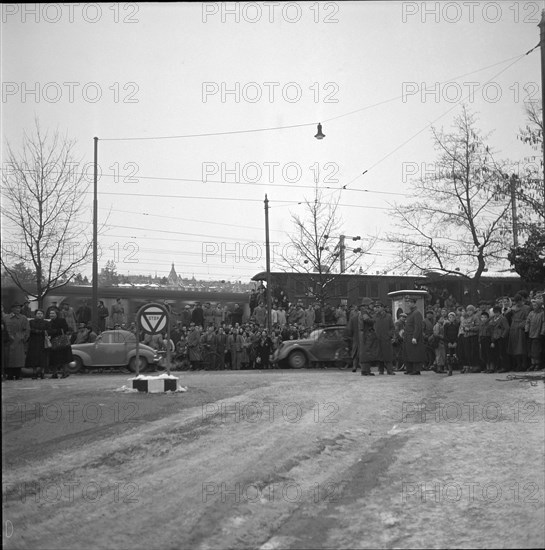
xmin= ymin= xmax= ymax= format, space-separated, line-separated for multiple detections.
xmin=136 ymin=303 xmax=169 ymax=335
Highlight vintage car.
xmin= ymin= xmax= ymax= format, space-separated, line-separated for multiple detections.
xmin=271 ymin=326 xmax=351 ymax=369
xmin=69 ymin=329 xmax=160 ymax=373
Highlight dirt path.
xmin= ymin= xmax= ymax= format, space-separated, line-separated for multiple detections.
xmin=3 ymin=371 xmax=544 ymax=549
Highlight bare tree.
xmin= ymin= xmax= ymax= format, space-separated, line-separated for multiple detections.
xmin=1 ymin=121 xmax=92 ymax=307
xmin=280 ymin=188 xmax=375 ymax=307
xmin=514 ymin=100 xmax=544 ymax=230
xmin=387 ymin=107 xmax=512 ymax=300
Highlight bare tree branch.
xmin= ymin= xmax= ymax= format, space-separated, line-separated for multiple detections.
xmin=386 ymin=106 xmax=513 ymax=299
xmin=1 ymin=120 xmax=92 ymax=306
xmin=278 ymin=188 xmax=376 ymax=307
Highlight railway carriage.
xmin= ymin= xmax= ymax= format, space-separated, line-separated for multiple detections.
xmin=1 ymin=281 xmax=250 ymax=326
xmin=251 ymin=270 xmax=528 ymax=308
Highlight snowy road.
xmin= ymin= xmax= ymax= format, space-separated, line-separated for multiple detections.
xmin=2 ymin=370 xmax=544 ymax=549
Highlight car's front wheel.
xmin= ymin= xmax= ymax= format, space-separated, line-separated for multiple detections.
xmin=67 ymin=356 xmax=83 ymax=374
xmin=128 ymin=356 xmax=149 ymax=373
xmin=288 ymin=350 xmax=307 ymax=369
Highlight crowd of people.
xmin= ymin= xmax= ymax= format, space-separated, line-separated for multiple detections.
xmin=138 ymin=300 xmax=316 ymax=371
xmin=2 ymin=288 xmax=544 ymax=378
xmin=346 ymin=290 xmax=545 ymax=376
xmin=126 ymin=289 xmax=545 ymax=375
xmin=1 ymin=300 xmax=99 ymax=381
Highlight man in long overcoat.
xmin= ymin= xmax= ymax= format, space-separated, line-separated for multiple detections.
xmin=97 ymin=301 xmax=109 ymax=332
xmin=507 ymin=294 xmax=530 ymax=371
xmin=373 ymin=301 xmax=395 ymax=375
xmin=403 ymin=296 xmax=426 ymax=375
xmin=5 ymin=303 xmax=29 ymax=380
xmin=345 ymin=304 xmax=361 ymax=372
xmin=358 ymin=298 xmax=379 ymax=376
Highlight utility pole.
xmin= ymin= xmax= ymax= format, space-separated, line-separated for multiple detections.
xmin=92 ymin=136 xmax=98 ymax=332
xmin=511 ymin=174 xmax=519 ymax=248
xmin=540 ymin=10 xmax=545 ymax=214
xmin=264 ymin=195 xmax=272 ymax=330
xmin=339 ymin=235 xmax=346 ymax=273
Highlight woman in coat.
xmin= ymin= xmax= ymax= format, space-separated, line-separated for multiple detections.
xmin=402 ymin=297 xmax=426 ymax=375
xmin=5 ymin=303 xmax=29 ymax=380
xmin=25 ymin=309 xmax=50 ymax=379
xmin=48 ymin=309 xmax=73 ymax=379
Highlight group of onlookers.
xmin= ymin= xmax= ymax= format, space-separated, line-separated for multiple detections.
xmin=141 ymin=321 xmax=308 ymax=371
xmin=344 ymin=290 xmax=544 ymax=376
xmin=4 ymin=289 xmax=543 ymax=378
xmin=419 ymin=291 xmax=545 ymax=374
xmin=1 ymin=301 xmax=98 ymax=381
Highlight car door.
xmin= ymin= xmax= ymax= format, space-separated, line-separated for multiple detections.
xmin=311 ymin=329 xmax=339 ymax=362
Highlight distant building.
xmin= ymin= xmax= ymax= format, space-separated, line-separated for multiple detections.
xmin=167 ymin=263 xmax=179 ymax=287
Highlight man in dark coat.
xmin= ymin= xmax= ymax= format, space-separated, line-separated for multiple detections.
xmin=358 ymin=298 xmax=379 ymax=376
xmin=191 ymin=303 xmax=204 ymax=328
xmin=97 ymin=301 xmax=109 ymax=332
xmin=345 ymin=304 xmax=361 ymax=372
xmin=403 ymin=296 xmax=426 ymax=375
xmin=373 ymin=301 xmax=395 ymax=375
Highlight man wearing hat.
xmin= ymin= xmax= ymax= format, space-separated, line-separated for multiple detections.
xmin=393 ymin=312 xmax=407 ymax=370
xmin=5 ymin=303 xmax=29 ymax=380
xmin=402 ymin=296 xmax=426 ymax=375
xmin=373 ymin=300 xmax=395 ymax=375
xmin=345 ymin=300 xmax=363 ymax=372
xmin=358 ymin=297 xmax=379 ymax=376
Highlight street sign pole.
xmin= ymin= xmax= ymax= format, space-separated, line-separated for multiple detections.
xmin=135 ymin=329 xmax=140 ymax=376
xmin=166 ymin=319 xmax=171 ymax=376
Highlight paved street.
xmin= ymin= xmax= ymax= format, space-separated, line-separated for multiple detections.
xmin=2 ymin=370 xmax=544 ymax=549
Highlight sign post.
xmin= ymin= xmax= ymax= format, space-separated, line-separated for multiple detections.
xmin=135 ymin=302 xmax=170 ymax=372
xmin=132 ymin=303 xmax=177 ymax=393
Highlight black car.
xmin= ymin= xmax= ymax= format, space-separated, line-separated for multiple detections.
xmin=271 ymin=326 xmax=351 ymax=368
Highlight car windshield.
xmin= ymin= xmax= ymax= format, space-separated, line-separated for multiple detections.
xmin=308 ymin=330 xmax=323 ymax=340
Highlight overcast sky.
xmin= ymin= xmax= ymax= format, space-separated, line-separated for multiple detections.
xmin=1 ymin=1 xmax=540 ymax=281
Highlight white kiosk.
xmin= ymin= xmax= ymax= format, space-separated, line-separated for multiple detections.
xmin=387 ymin=290 xmax=430 ymax=320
